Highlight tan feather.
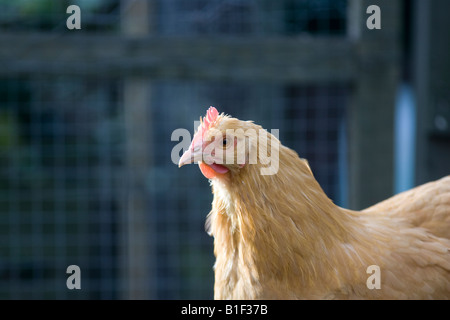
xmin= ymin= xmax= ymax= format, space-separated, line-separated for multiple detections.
xmin=183 ymin=111 xmax=450 ymax=300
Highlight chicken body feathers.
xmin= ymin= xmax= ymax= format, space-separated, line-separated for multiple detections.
xmin=365 ymin=176 xmax=450 ymax=239
xmin=189 ymin=112 xmax=450 ymax=299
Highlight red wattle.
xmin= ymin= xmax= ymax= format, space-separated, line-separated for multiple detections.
xmin=199 ymin=162 xmax=229 ymax=179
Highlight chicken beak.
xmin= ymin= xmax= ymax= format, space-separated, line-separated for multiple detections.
xmin=178 ymin=145 xmax=203 ymax=167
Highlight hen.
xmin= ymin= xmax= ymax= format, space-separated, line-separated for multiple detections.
xmin=178 ymin=107 xmax=450 ymax=299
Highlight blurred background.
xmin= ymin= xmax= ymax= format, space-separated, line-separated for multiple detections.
xmin=0 ymin=0 xmax=449 ymax=299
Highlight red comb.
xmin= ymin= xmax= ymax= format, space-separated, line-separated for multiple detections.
xmin=190 ymin=107 xmax=220 ymax=151
xmin=201 ymin=106 xmax=219 ymax=135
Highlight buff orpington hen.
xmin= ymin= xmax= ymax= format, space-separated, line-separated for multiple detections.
xmin=178 ymin=107 xmax=450 ymax=299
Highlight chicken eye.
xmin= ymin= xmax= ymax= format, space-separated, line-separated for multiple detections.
xmin=222 ymin=138 xmax=228 ymax=147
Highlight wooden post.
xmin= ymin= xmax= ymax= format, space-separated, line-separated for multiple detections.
xmin=120 ymin=0 xmax=154 ymax=299
xmin=347 ymin=0 xmax=402 ymax=209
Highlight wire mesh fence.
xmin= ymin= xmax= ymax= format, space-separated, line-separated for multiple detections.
xmin=0 ymin=0 xmax=349 ymax=299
